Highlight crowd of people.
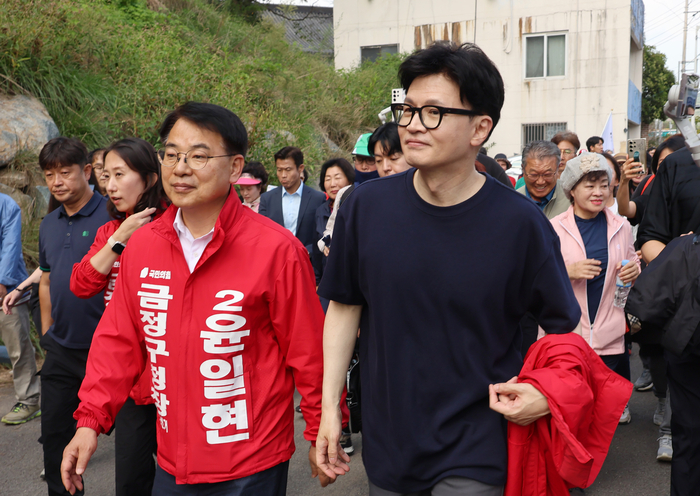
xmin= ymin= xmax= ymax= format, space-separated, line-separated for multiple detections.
xmin=0 ymin=41 xmax=698 ymax=496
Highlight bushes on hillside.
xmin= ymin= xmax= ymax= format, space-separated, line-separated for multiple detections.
xmin=0 ymin=0 xmax=403 ymax=176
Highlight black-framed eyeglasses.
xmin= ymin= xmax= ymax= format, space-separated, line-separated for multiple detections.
xmin=391 ymin=103 xmax=482 ymax=130
xmin=158 ymin=148 xmax=236 ymax=170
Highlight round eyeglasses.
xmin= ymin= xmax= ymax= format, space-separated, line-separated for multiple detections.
xmin=158 ymin=149 xmax=236 ymax=170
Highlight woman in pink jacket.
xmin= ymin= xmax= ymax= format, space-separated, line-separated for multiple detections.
xmin=549 ymin=152 xmax=640 ymax=423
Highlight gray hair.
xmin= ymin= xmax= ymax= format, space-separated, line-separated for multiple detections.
xmin=522 ymin=140 xmax=561 ymax=169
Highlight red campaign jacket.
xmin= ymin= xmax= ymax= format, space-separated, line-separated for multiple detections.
xmin=71 ymin=217 xmax=154 ymax=405
xmin=74 ymin=191 xmax=325 ymax=484
xmin=505 ymin=333 xmax=632 ymax=496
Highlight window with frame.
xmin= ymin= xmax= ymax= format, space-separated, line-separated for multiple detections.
xmin=361 ymin=44 xmax=399 ymax=64
xmin=522 ymin=122 xmax=567 ymax=147
xmin=525 ymin=34 xmax=566 ymax=78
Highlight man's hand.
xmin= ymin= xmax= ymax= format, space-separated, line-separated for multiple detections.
xmin=0 ymin=283 xmax=7 ymax=302
xmin=309 ymin=445 xmax=335 ymax=487
xmin=567 ymin=259 xmax=602 ymax=280
xmin=489 ymin=376 xmax=550 ymax=426
xmin=2 ymin=287 xmax=18 ymax=315
xmin=617 ymin=260 xmax=640 ymax=285
xmin=315 ymin=406 xmax=351 ymax=482
xmin=61 ymin=427 xmax=98 ymax=495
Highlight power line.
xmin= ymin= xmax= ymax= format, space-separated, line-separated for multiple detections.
xmin=647 ymin=2 xmax=700 ymax=48
xmin=647 ymin=23 xmax=684 ymax=43
xmin=646 ymin=0 xmax=685 ymax=20
xmin=647 ymin=3 xmax=685 ymax=23
xmin=647 ymin=23 xmax=685 ymax=46
xmin=646 ymin=4 xmax=686 ymax=31
xmin=647 ymin=17 xmax=688 ymax=42
xmin=648 ymin=30 xmax=683 ymax=46
xmin=644 ymin=0 xmax=685 ymax=35
xmin=647 ymin=16 xmax=681 ymax=33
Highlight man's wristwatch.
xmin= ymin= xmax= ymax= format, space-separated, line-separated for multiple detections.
xmin=108 ymin=236 xmax=127 ymax=255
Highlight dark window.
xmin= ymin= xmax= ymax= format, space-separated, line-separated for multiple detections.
xmin=522 ymin=122 xmax=567 ymax=147
xmin=361 ymin=44 xmax=399 ymax=63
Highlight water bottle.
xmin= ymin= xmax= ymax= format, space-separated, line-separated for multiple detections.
xmin=613 ymin=259 xmax=631 ymax=308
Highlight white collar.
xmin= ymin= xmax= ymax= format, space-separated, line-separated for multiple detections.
xmin=173 ymin=208 xmax=215 ymax=241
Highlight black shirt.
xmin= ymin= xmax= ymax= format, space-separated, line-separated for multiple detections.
xmin=39 ymin=192 xmax=111 ymax=349
xmin=629 ymin=174 xmax=654 ymax=227
xmin=318 ymin=170 xmax=580 ymax=491
xmin=638 ymin=147 xmax=700 ymax=246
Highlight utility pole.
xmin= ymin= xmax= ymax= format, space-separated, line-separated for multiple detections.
xmin=683 ymin=0 xmax=689 ymax=75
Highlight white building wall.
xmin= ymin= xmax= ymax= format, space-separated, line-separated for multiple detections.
xmin=334 ymin=0 xmax=643 ymax=156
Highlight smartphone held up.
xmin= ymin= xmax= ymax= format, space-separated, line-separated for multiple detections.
xmin=627 ymin=138 xmax=647 ymax=176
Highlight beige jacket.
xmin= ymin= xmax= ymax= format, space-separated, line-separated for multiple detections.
xmin=517 ymin=181 xmax=570 ymax=220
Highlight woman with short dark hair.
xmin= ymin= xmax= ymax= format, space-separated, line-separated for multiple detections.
xmin=70 ymin=137 xmax=168 ymax=496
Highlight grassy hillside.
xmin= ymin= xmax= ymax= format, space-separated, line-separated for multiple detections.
xmin=0 ymin=0 xmax=403 ymax=175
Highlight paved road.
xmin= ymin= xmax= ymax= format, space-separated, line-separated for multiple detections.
xmin=580 ymin=346 xmax=672 ymax=496
xmin=0 ymin=346 xmax=669 ymax=495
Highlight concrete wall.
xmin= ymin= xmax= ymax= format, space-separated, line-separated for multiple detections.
xmin=334 ymin=0 xmax=644 ymax=156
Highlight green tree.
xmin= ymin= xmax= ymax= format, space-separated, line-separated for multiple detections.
xmin=642 ymin=44 xmax=676 ymax=124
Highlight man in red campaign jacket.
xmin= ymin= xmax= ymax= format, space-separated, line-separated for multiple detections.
xmin=60 ymin=102 xmax=329 ymax=495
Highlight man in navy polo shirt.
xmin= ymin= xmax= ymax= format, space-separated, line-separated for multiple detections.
xmin=316 ymin=43 xmax=582 ymax=495
xmin=37 ymin=137 xmax=110 ymax=496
